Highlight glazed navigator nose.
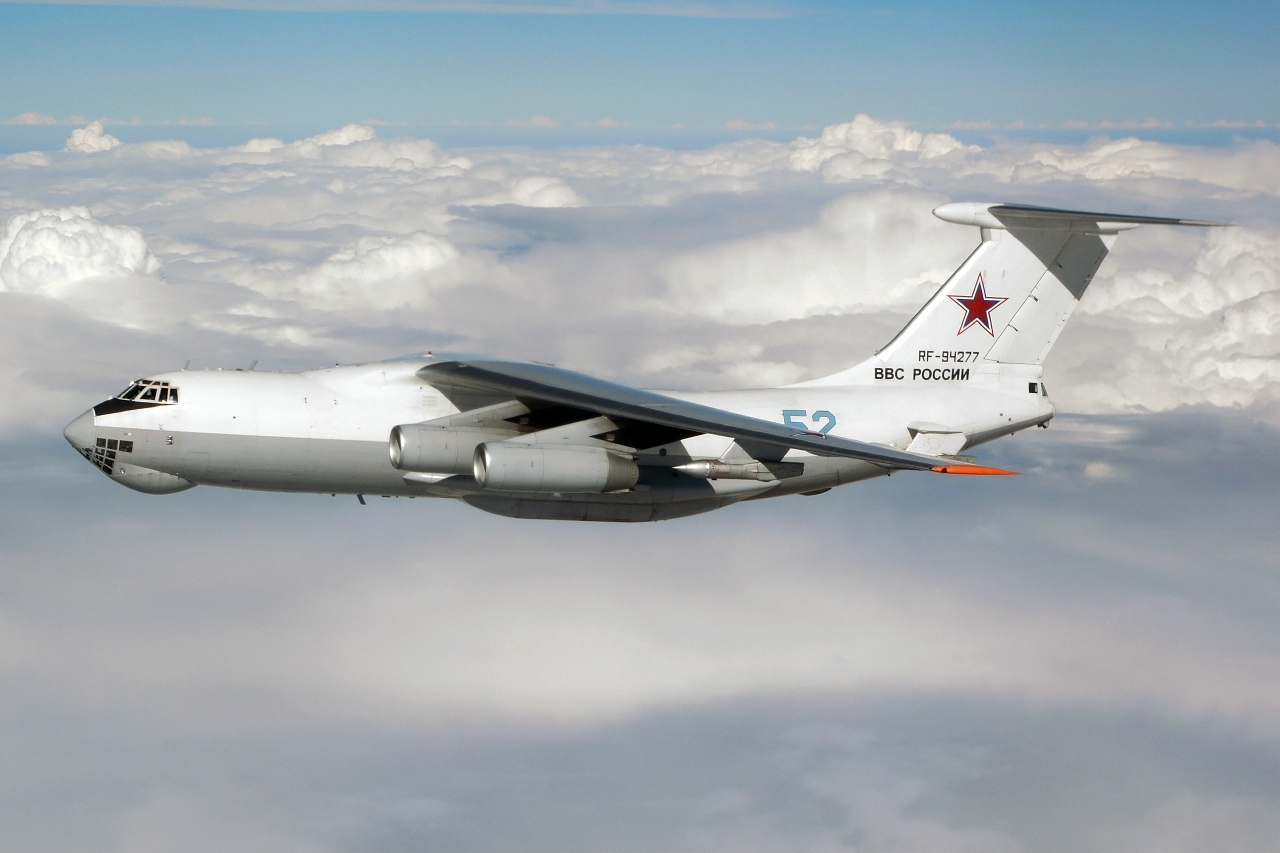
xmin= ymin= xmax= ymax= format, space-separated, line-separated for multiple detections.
xmin=64 ymin=408 xmax=96 ymax=452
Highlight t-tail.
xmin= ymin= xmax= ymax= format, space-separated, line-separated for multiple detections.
xmin=804 ymin=202 xmax=1228 ymax=387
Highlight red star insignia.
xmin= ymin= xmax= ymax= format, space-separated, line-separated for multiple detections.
xmin=948 ymin=273 xmax=1007 ymax=336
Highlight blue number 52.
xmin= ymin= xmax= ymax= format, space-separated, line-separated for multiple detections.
xmin=782 ymin=409 xmax=836 ymax=434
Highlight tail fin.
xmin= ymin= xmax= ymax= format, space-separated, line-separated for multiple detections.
xmin=804 ymin=203 xmax=1228 ymax=385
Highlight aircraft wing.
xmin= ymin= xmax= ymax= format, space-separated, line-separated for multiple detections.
xmin=417 ymin=357 xmax=1012 ymax=474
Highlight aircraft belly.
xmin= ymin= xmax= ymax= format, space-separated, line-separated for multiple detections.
xmin=463 ymin=495 xmax=750 ymax=522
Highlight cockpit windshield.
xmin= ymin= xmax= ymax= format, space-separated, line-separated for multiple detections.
xmin=116 ymin=379 xmax=179 ymax=404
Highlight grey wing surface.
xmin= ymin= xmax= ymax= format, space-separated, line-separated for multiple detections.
xmin=417 ymin=357 xmax=953 ymax=472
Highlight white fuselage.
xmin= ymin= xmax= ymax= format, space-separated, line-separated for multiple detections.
xmin=70 ymin=357 xmax=1054 ymax=521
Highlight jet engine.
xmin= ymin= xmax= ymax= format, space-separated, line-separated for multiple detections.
xmin=389 ymin=424 xmax=511 ymax=474
xmin=473 ymin=443 xmax=638 ymax=493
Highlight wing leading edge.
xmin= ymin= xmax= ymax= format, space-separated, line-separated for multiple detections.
xmin=416 ymin=358 xmax=1015 ymax=475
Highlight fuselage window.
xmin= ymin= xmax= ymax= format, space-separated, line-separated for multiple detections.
xmin=169 ymin=388 xmax=178 ymax=403
xmin=140 ymin=387 xmax=158 ymax=401
xmin=121 ymin=384 xmax=143 ymax=400
xmin=159 ymin=387 xmax=169 ymax=402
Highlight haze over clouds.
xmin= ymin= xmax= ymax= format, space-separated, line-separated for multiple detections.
xmin=2 ymin=115 xmax=1280 ymax=850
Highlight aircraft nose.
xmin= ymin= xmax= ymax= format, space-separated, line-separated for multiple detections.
xmin=64 ymin=408 xmax=97 ymax=451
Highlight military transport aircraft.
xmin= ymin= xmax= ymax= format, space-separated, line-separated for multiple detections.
xmin=64 ymin=202 xmax=1225 ymax=522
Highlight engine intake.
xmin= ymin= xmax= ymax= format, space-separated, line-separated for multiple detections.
xmin=474 ymin=443 xmax=638 ymax=493
xmin=390 ymin=425 xmax=512 ymax=474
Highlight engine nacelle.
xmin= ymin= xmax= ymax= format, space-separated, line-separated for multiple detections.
xmin=474 ymin=443 xmax=639 ymax=493
xmin=390 ymin=424 xmax=512 ymax=474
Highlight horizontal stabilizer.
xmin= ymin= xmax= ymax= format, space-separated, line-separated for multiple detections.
xmin=934 ymin=202 xmax=1231 ymax=232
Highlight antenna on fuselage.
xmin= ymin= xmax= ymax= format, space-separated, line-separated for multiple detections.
xmin=183 ymin=360 xmax=191 ymax=370
xmin=248 ymin=360 xmax=258 ymax=371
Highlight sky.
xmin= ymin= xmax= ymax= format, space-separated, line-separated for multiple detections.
xmin=2 ymin=2 xmax=1280 ymax=852
xmin=1 ymin=1 xmax=1278 ymax=140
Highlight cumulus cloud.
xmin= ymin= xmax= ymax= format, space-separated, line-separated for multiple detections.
xmin=789 ymin=114 xmax=975 ymax=180
xmin=63 ymin=120 xmax=121 ymax=153
xmin=0 ymin=207 xmax=162 ymax=298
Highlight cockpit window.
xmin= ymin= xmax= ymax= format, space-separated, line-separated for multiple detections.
xmin=116 ymin=379 xmax=180 ymax=405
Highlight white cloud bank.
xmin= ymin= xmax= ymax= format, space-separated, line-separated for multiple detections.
xmin=0 ymin=115 xmax=1277 ymax=430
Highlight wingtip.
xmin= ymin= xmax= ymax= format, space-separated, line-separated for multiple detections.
xmin=931 ymin=464 xmax=1020 ymax=476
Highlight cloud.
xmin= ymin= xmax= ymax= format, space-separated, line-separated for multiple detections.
xmin=252 ymin=230 xmax=463 ymax=311
xmin=5 ymin=111 xmax=59 ymax=126
xmin=789 ymin=114 xmax=975 ymax=180
xmin=63 ymin=120 xmax=121 ymax=153
xmin=220 ymin=124 xmax=463 ymax=171
xmin=949 ymin=119 xmax=1031 ymax=130
xmin=1200 ymin=119 xmax=1271 ymax=129
xmin=1098 ymin=118 xmax=1173 ymax=129
xmin=506 ymin=115 xmax=561 ymax=128
xmin=3 ymin=409 xmax=1280 ymax=849
xmin=661 ymin=187 xmax=974 ymax=323
xmin=3 ymin=151 xmax=51 ymax=168
xmin=725 ymin=118 xmax=776 ymax=130
xmin=0 ymin=207 xmax=162 ymax=298
xmin=302 ymin=122 xmax=377 ymax=146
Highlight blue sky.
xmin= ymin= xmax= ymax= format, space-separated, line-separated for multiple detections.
xmin=2 ymin=0 xmax=1278 ymax=134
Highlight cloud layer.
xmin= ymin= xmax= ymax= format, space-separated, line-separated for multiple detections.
xmin=1 ymin=115 xmax=1276 ymax=432
xmin=3 ymin=411 xmax=1280 ymax=850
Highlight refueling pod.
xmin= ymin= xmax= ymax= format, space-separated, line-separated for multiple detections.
xmin=473 ymin=443 xmax=639 ymax=493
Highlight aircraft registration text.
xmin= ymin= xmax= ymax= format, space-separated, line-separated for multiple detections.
xmin=918 ymin=350 xmax=981 ymax=363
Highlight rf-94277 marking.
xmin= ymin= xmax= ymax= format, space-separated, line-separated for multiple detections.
xmin=918 ymin=350 xmax=981 ymax=363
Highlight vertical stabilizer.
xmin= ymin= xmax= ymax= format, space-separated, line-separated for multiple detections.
xmin=801 ymin=203 xmax=1228 ymax=386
